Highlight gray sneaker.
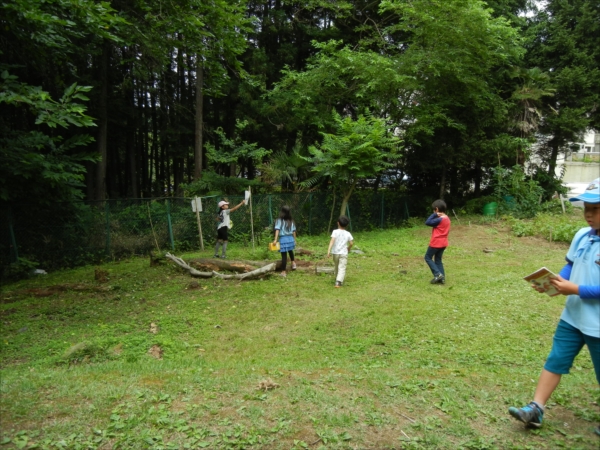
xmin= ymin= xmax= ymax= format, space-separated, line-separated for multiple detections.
xmin=508 ymin=402 xmax=544 ymax=428
xmin=430 ymin=274 xmax=444 ymax=284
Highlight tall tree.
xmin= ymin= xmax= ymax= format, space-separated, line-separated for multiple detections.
xmin=0 ymin=0 xmax=125 ymax=203
xmin=306 ymin=112 xmax=402 ymax=215
xmin=526 ymin=0 xmax=600 ymax=177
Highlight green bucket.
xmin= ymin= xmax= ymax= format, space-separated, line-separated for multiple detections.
xmin=483 ymin=202 xmax=498 ymax=216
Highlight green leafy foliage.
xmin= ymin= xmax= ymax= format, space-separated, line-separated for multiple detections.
xmin=505 ymin=211 xmax=586 ymax=242
xmin=205 ymin=120 xmax=272 ymax=168
xmin=0 ymin=70 xmax=98 ymax=202
xmin=526 ymin=0 xmax=600 ymax=175
xmin=181 ymin=171 xmax=264 ymax=197
xmin=306 ymin=111 xmax=402 ymax=215
xmin=492 ymin=165 xmax=544 ymax=218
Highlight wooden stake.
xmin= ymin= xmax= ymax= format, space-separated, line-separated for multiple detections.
xmin=558 ymin=192 xmax=566 ymax=214
xmin=248 ymin=186 xmax=255 ymax=251
xmin=451 ymin=208 xmax=461 ymax=225
xmin=148 ymin=203 xmax=161 ymax=252
xmin=194 ymin=198 xmax=204 ymax=251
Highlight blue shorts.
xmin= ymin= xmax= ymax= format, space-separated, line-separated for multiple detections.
xmin=544 ymin=319 xmax=600 ymax=384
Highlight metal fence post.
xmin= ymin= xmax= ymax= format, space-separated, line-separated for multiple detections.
xmin=309 ymin=192 xmax=313 ymax=235
xmin=104 ymin=201 xmax=111 ymax=256
xmin=380 ymin=192 xmax=384 ymax=228
xmin=166 ymin=198 xmax=175 ymax=251
xmin=7 ymin=205 xmax=19 ymax=262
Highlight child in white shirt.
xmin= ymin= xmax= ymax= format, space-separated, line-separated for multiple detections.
xmin=327 ymin=215 xmax=354 ymax=288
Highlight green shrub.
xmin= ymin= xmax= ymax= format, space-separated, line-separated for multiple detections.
xmin=539 ymin=198 xmax=573 ymax=215
xmin=462 ymin=196 xmax=496 ymax=215
xmin=492 ymin=165 xmax=544 ymax=218
xmin=503 ymin=216 xmax=535 ymax=237
xmin=2 ymin=257 xmax=39 ymax=281
xmin=505 ymin=212 xmax=586 ymax=243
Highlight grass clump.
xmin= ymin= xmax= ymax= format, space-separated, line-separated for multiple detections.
xmin=505 ymin=210 xmax=587 ymax=242
xmin=0 ymin=221 xmax=598 ymax=449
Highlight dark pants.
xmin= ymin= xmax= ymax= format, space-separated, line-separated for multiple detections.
xmin=217 ymin=226 xmax=228 ymax=241
xmin=425 ymin=246 xmax=446 ymax=277
xmin=281 ymin=250 xmax=295 ymax=271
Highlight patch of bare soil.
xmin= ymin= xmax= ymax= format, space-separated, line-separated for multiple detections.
xmin=2 ymin=284 xmax=112 ymax=301
xmin=257 ymin=378 xmax=279 ymax=391
xmin=148 ymin=344 xmax=163 ymax=359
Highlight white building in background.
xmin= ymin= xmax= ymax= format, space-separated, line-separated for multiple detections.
xmin=556 ymin=129 xmax=600 ymax=184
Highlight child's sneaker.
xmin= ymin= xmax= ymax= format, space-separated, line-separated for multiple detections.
xmin=291 ymin=262 xmax=297 ymax=270
xmin=335 ymin=281 xmax=342 ymax=288
xmin=594 ymin=425 xmax=600 ymax=437
xmin=508 ymin=402 xmax=544 ymax=428
xmin=430 ymin=274 xmax=444 ymax=284
xmin=213 ymin=254 xmax=219 ymax=258
xmin=280 ymin=272 xmax=287 ymax=278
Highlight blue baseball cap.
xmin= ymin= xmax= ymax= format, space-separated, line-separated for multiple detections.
xmin=569 ymin=178 xmax=600 ymax=204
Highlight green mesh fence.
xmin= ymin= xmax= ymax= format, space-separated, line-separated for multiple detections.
xmin=1 ymin=192 xmax=410 ymax=271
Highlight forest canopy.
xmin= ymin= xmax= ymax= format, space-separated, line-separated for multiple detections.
xmin=1 ymin=0 xmax=598 ymax=204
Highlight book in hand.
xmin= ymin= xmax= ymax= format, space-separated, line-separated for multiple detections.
xmin=523 ymin=267 xmax=560 ymax=297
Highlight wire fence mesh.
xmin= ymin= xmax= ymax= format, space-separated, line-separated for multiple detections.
xmin=1 ymin=191 xmax=412 ymax=271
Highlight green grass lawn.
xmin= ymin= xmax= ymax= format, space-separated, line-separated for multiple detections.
xmin=1 ymin=219 xmax=598 ymax=449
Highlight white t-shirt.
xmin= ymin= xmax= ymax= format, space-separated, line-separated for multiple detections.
xmin=330 ymin=229 xmax=354 ymax=255
xmin=217 ymin=209 xmax=231 ymax=229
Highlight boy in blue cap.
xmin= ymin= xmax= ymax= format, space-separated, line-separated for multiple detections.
xmin=508 ymin=178 xmax=600 ymax=436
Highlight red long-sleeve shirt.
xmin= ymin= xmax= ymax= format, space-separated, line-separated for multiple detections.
xmin=425 ymin=213 xmax=451 ymax=248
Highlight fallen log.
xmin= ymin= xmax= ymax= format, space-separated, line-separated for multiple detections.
xmin=165 ymin=254 xmax=214 ymax=278
xmin=187 ymin=258 xmax=258 ymax=273
xmin=212 ymin=263 xmax=276 ymax=280
xmin=165 ymin=253 xmax=276 ymax=280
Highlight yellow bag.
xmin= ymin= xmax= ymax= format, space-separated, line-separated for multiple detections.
xmin=268 ymin=242 xmax=280 ymax=251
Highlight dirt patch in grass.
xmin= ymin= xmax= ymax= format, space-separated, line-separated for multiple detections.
xmin=0 ymin=307 xmax=18 ymax=316
xmin=3 ymin=284 xmax=112 ymax=301
xmin=139 ymin=376 xmax=165 ymax=387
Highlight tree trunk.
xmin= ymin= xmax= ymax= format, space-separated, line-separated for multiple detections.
xmin=547 ymin=140 xmax=560 ymax=178
xmin=339 ymin=181 xmax=357 ymax=217
xmin=140 ymin=83 xmax=149 ymax=197
xmin=151 ymin=85 xmax=158 ymax=195
xmin=94 ymin=42 xmax=109 ymax=201
xmin=439 ymin=165 xmax=446 ymax=199
xmin=194 ymin=58 xmax=204 ymax=180
xmin=474 ymin=160 xmax=481 ymax=195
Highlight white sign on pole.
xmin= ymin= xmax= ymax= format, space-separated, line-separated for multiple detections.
xmin=191 ymin=197 xmax=204 ymax=250
xmin=248 ymin=187 xmax=255 ymax=251
xmin=244 ymin=190 xmax=251 ymax=205
xmin=191 ymin=197 xmax=202 ymax=212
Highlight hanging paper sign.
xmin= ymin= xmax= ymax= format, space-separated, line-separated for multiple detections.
xmin=244 ymin=190 xmax=251 ymax=205
xmin=191 ymin=197 xmax=202 ymax=212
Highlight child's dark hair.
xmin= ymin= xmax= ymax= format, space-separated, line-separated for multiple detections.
xmin=338 ymin=215 xmax=350 ymax=228
xmin=432 ymin=199 xmax=447 ymax=213
xmin=277 ymin=205 xmax=294 ymax=231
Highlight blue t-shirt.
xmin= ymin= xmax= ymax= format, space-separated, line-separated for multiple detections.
xmin=560 ymin=227 xmax=600 ymax=338
xmin=274 ymin=219 xmax=296 ymax=236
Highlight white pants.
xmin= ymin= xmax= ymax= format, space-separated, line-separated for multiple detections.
xmin=333 ymin=254 xmax=348 ymax=283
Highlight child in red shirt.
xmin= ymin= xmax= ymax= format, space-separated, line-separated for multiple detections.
xmin=424 ymin=199 xmax=451 ymax=284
